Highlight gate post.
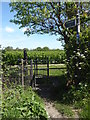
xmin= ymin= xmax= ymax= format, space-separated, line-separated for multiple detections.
xmin=30 ymin=59 xmax=33 ymax=85
xmin=47 ymin=57 xmax=49 ymax=77
xmin=36 ymin=57 xmax=38 ymax=75
xmin=21 ymin=59 xmax=24 ymax=87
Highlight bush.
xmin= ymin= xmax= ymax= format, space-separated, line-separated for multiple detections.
xmin=65 ymin=27 xmax=90 ymax=85
xmin=2 ymin=85 xmax=48 ymax=119
xmin=61 ymin=82 xmax=89 ymax=119
xmin=79 ymin=100 xmax=89 ymax=119
xmin=62 ymin=82 xmax=89 ymax=104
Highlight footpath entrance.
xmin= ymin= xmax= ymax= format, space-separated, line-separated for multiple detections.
xmin=17 ymin=58 xmax=66 ymax=88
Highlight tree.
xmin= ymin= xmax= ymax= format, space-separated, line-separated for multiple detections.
xmin=5 ymin=46 xmax=13 ymax=51
xmin=9 ymin=2 xmax=89 ymax=38
xmin=15 ymin=47 xmax=22 ymax=51
xmin=35 ymin=47 xmax=42 ymax=51
xmin=42 ymin=47 xmax=49 ymax=51
xmin=9 ymin=2 xmax=89 ymax=85
xmin=9 ymin=2 xmax=73 ymax=40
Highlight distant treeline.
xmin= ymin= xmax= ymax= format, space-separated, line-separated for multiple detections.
xmin=3 ymin=46 xmax=63 ymax=51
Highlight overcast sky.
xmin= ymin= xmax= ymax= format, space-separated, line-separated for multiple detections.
xmin=1 ymin=2 xmax=64 ymax=50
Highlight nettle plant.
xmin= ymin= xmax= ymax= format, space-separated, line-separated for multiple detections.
xmin=2 ymin=85 xmax=48 ymax=119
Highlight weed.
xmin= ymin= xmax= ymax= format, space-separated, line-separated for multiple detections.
xmin=2 ymin=85 xmax=48 ymax=119
xmin=54 ymin=101 xmax=74 ymax=117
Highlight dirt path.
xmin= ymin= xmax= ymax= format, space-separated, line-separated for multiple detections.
xmin=35 ymin=84 xmax=79 ymax=119
xmin=44 ymin=99 xmax=66 ymax=119
xmin=35 ymin=84 xmax=66 ymax=119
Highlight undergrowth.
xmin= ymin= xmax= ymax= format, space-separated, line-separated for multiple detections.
xmin=2 ymin=85 xmax=48 ymax=119
xmin=52 ymin=76 xmax=89 ymax=119
xmin=60 ymin=82 xmax=89 ymax=119
xmin=54 ymin=101 xmax=74 ymax=117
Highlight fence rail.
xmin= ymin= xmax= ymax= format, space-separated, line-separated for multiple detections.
xmin=3 ymin=59 xmax=66 ymax=88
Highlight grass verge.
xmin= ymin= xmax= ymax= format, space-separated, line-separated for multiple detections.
xmin=54 ymin=101 xmax=74 ymax=117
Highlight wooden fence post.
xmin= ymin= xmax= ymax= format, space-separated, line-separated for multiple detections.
xmin=21 ymin=59 xmax=24 ymax=87
xmin=34 ymin=60 xmax=36 ymax=88
xmin=30 ymin=59 xmax=33 ymax=85
xmin=47 ymin=57 xmax=49 ymax=77
xmin=26 ymin=62 xmax=28 ymax=85
xmin=18 ymin=59 xmax=21 ymax=84
xmin=18 ymin=65 xmax=20 ymax=84
xmin=36 ymin=57 xmax=38 ymax=75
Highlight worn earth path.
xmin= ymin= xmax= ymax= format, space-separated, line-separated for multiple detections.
xmin=34 ymin=83 xmax=79 ymax=120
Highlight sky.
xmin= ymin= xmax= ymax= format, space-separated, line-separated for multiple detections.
xmin=0 ymin=2 xmax=64 ymax=50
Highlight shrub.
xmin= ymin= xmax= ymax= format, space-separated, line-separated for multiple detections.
xmin=2 ymin=85 xmax=48 ymax=119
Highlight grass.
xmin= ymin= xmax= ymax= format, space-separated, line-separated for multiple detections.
xmin=52 ymin=80 xmax=89 ymax=119
xmin=37 ymin=64 xmax=66 ymax=68
xmin=54 ymin=101 xmax=75 ymax=117
xmin=35 ymin=64 xmax=66 ymax=76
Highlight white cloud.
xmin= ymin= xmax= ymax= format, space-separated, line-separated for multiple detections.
xmin=5 ymin=26 xmax=14 ymax=33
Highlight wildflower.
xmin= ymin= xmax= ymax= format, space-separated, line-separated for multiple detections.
xmin=77 ymin=52 xmax=80 ymax=56
xmin=73 ymin=51 xmax=76 ymax=53
xmin=79 ymin=67 xmax=81 ymax=70
xmin=85 ymin=84 xmax=87 ymax=87
xmin=79 ymin=82 xmax=81 ymax=85
xmin=76 ymin=63 xmax=78 ymax=67
xmin=75 ymin=75 xmax=77 ymax=77
xmin=79 ymin=62 xmax=83 ymax=65
xmin=65 ymin=71 xmax=67 ymax=74
xmin=85 ymin=50 xmax=87 ymax=53
xmin=81 ymin=54 xmax=85 ymax=58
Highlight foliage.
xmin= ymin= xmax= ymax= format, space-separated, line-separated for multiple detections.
xmin=9 ymin=2 xmax=89 ymax=37
xmin=65 ymin=27 xmax=90 ymax=85
xmin=55 ymin=101 xmax=74 ymax=117
xmin=79 ymin=100 xmax=89 ymax=119
xmin=2 ymin=49 xmax=65 ymax=65
xmin=42 ymin=47 xmax=50 ymax=51
xmin=3 ymin=3 xmax=90 ymax=118
xmin=9 ymin=2 xmax=90 ymax=85
xmin=9 ymin=2 xmax=67 ymax=36
xmin=50 ymin=74 xmax=89 ymax=119
xmin=35 ymin=47 xmax=42 ymax=51
xmin=62 ymin=82 xmax=89 ymax=119
xmin=2 ymin=85 xmax=48 ymax=119
xmin=4 ymin=46 xmax=13 ymax=51
xmin=62 ymin=82 xmax=89 ymax=104
xmin=34 ymin=47 xmax=50 ymax=51
xmin=0 ymin=45 xmax=2 ymax=118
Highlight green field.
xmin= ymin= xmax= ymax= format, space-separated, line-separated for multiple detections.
xmin=2 ymin=50 xmax=66 ymax=65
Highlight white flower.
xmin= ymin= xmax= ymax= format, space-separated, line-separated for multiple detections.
xmin=73 ymin=51 xmax=76 ymax=53
xmin=76 ymin=63 xmax=78 ymax=67
xmin=79 ymin=67 xmax=81 ymax=70
xmin=77 ymin=49 xmax=80 ymax=51
xmin=75 ymin=57 xmax=78 ymax=59
xmin=77 ymin=52 xmax=80 ymax=56
xmin=79 ymin=62 xmax=83 ymax=65
xmin=85 ymin=50 xmax=87 ymax=53
xmin=65 ymin=72 xmax=67 ymax=74
xmin=75 ymin=75 xmax=77 ymax=77
xmin=81 ymin=54 xmax=85 ymax=58
xmin=79 ymin=83 xmax=81 ymax=85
